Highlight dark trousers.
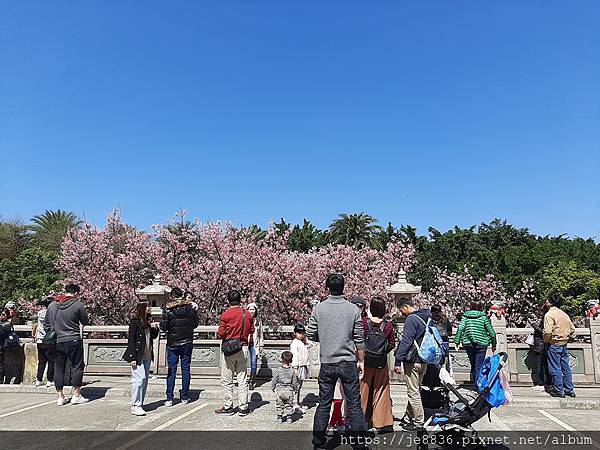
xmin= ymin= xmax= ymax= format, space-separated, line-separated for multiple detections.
xmin=37 ymin=343 xmax=55 ymax=382
xmin=166 ymin=343 xmax=193 ymax=401
xmin=0 ymin=348 xmax=4 ymax=384
xmin=464 ymin=344 xmax=487 ymax=383
xmin=313 ymin=361 xmax=367 ymax=448
xmin=55 ymin=339 xmax=85 ymax=390
xmin=525 ymin=349 xmax=543 ymax=385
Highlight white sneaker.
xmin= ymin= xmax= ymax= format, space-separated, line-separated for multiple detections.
xmin=57 ymin=397 xmax=68 ymax=406
xmin=71 ymin=395 xmax=89 ymax=405
xmin=181 ymin=399 xmax=190 ymax=405
xmin=164 ymin=400 xmax=173 ymax=407
xmin=46 ymin=381 xmax=55 ymax=388
xmin=35 ymin=380 xmax=44 ymax=387
xmin=131 ymin=406 xmax=147 ymax=416
xmin=531 ymin=385 xmax=546 ymax=392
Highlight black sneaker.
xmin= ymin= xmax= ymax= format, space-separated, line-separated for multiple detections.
xmin=402 ymin=423 xmax=424 ymax=432
xmin=565 ymin=391 xmax=576 ymax=398
xmin=549 ymin=391 xmax=565 ymax=398
xmin=215 ymin=406 xmax=235 ymax=415
xmin=238 ymin=407 xmax=250 ymax=417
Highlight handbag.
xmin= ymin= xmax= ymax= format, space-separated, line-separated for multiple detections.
xmin=221 ymin=310 xmax=246 ymax=357
xmin=42 ymin=307 xmax=58 ymax=345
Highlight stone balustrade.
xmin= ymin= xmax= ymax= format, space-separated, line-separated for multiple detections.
xmin=8 ymin=316 xmax=600 ymax=385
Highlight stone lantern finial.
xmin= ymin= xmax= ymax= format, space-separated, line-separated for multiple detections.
xmin=386 ymin=269 xmax=421 ymax=296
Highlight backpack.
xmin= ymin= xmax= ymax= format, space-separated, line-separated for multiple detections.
xmin=364 ymin=320 xmax=389 ymax=368
xmin=413 ymin=316 xmax=444 ymax=366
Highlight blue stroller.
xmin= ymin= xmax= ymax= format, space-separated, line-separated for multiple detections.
xmin=423 ymin=352 xmax=510 ymax=449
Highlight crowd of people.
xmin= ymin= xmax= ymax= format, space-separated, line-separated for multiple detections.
xmin=1 ymin=275 xmax=577 ymax=445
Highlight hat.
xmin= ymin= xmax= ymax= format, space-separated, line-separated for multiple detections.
xmin=350 ymin=296 xmax=367 ymax=307
xmin=5 ymin=301 xmax=16 ymax=309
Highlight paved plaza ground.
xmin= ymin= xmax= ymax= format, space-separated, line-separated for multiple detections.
xmin=1 ymin=377 xmax=600 ymax=449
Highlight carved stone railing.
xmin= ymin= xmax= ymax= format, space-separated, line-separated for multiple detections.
xmin=11 ymin=317 xmax=600 ymax=385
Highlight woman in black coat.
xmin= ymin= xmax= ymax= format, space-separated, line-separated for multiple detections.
xmin=526 ymin=311 xmax=549 ymax=390
xmin=123 ymin=302 xmax=159 ymax=416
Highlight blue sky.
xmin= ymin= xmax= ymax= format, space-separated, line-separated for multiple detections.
xmin=1 ymin=2 xmax=599 ymax=238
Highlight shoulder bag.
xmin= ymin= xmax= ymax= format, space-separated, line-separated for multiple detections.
xmin=221 ymin=310 xmax=246 ymax=357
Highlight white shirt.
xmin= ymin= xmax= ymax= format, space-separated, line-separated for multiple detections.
xmin=290 ymin=338 xmax=310 ymax=368
xmin=36 ymin=308 xmax=47 ymax=343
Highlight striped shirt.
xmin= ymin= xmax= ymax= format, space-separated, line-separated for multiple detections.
xmin=454 ymin=310 xmax=497 ymax=347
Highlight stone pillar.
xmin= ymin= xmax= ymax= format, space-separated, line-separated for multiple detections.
xmin=587 ymin=317 xmax=600 ymax=384
xmin=491 ymin=314 xmax=510 ymax=378
xmin=22 ymin=342 xmax=38 ymax=384
xmin=308 ymin=342 xmax=321 ymax=378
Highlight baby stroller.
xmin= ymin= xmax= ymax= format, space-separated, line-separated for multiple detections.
xmin=423 ymin=352 xmax=510 ymax=449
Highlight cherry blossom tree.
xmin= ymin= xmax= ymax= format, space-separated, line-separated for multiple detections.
xmin=57 ymin=211 xmax=540 ymax=327
xmin=59 ymin=210 xmax=157 ymax=324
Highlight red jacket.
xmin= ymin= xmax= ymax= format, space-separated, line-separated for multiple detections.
xmin=218 ymin=306 xmax=255 ymax=345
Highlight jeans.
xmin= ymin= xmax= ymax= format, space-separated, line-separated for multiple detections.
xmin=131 ymin=359 xmax=151 ymax=407
xmin=55 ymin=339 xmax=85 ymax=390
xmin=166 ymin=343 xmax=193 ymax=401
xmin=464 ymin=344 xmax=487 ymax=383
xmin=221 ymin=346 xmax=249 ymax=410
xmin=37 ymin=344 xmax=55 ymax=382
xmin=313 ymin=361 xmax=367 ymax=448
xmin=249 ymin=344 xmax=257 ymax=376
xmin=546 ymin=344 xmax=574 ymax=395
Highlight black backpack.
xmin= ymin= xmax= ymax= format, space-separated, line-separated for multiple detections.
xmin=364 ymin=320 xmax=389 ymax=369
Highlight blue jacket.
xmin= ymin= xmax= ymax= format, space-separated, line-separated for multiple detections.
xmin=394 ymin=309 xmax=432 ymax=365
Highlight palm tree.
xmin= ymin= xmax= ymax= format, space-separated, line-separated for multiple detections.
xmin=30 ymin=209 xmax=81 ymax=252
xmin=328 ymin=213 xmax=382 ymax=249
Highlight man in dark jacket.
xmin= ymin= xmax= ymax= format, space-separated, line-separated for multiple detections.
xmin=160 ymin=287 xmax=199 ymax=406
xmin=43 ymin=284 xmax=90 ymax=406
xmin=393 ymin=297 xmax=431 ymax=431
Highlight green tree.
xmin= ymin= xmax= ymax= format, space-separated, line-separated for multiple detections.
xmin=328 ymin=213 xmax=382 ymax=249
xmin=0 ymin=246 xmax=61 ymax=311
xmin=30 ymin=209 xmax=81 ymax=252
xmin=0 ymin=220 xmax=31 ymax=260
xmin=288 ymin=220 xmax=326 ymax=252
xmin=537 ymin=260 xmax=600 ymax=318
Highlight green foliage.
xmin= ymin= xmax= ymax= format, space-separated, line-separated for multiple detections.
xmin=538 ymin=261 xmax=600 ymax=317
xmin=328 ymin=213 xmax=382 ymax=249
xmin=30 ymin=209 xmax=82 ymax=252
xmin=0 ymin=220 xmax=31 ymax=260
xmin=288 ymin=220 xmax=327 ymax=252
xmin=0 ymin=246 xmax=61 ymax=310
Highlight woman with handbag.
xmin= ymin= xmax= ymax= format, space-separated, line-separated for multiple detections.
xmin=122 ymin=301 xmax=159 ymax=416
xmin=526 ymin=311 xmax=549 ymax=391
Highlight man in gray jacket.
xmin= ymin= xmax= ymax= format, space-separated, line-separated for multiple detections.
xmin=307 ymin=274 xmax=367 ymax=448
xmin=44 ymin=284 xmax=90 ymax=406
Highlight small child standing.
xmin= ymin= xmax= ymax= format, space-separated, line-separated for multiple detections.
xmin=271 ymin=350 xmax=299 ymax=423
xmin=290 ymin=323 xmax=310 ymax=413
